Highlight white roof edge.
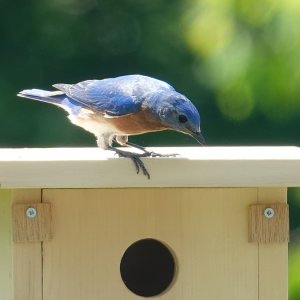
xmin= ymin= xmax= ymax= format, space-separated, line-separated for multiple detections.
xmin=0 ymin=147 xmax=299 ymax=188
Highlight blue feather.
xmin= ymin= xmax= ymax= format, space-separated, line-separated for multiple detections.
xmin=53 ymin=75 xmax=174 ymax=116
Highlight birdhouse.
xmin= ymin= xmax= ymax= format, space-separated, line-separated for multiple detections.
xmin=0 ymin=146 xmax=299 ymax=300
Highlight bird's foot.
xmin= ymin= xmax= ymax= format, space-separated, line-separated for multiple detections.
xmin=141 ymin=149 xmax=178 ymax=158
xmin=125 ymin=141 xmax=179 ymax=158
xmin=109 ymin=147 xmax=151 ymax=179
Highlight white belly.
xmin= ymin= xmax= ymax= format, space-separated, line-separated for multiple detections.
xmin=67 ymin=108 xmax=124 ymax=149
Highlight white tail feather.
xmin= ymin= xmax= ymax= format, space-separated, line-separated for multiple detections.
xmin=18 ymin=89 xmax=64 ymax=97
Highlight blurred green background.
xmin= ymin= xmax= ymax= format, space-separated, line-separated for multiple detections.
xmin=1 ymin=0 xmax=299 ymax=297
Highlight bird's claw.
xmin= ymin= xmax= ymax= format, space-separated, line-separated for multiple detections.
xmin=124 ymin=141 xmax=179 ymax=158
xmin=109 ymin=146 xmax=178 ymax=179
xmin=147 ymin=151 xmax=179 ymax=158
xmin=109 ymin=147 xmax=151 ymax=179
xmin=131 ymin=155 xmax=150 ymax=179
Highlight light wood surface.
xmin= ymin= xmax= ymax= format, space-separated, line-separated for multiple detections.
xmin=42 ymin=188 xmax=260 ymax=300
xmin=12 ymin=189 xmax=43 ymax=300
xmin=248 ymin=203 xmax=289 ymax=243
xmin=257 ymin=188 xmax=288 ymax=300
xmin=0 ymin=187 xmax=288 ymax=299
xmin=0 ymin=147 xmax=299 ymax=188
xmin=0 ymin=190 xmax=12 ymax=300
xmin=12 ymin=203 xmax=53 ymax=242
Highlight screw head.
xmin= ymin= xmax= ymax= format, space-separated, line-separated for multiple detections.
xmin=26 ymin=207 xmax=37 ymax=219
xmin=264 ymin=207 xmax=275 ymax=219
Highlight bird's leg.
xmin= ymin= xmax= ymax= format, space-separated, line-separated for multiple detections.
xmin=125 ymin=141 xmax=178 ymax=158
xmin=108 ymin=146 xmax=151 ymax=179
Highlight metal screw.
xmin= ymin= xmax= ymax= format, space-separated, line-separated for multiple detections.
xmin=26 ymin=207 xmax=37 ymax=219
xmin=264 ymin=207 xmax=275 ymax=219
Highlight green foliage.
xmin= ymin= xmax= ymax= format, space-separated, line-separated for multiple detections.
xmin=182 ymin=0 xmax=300 ymax=122
xmin=1 ymin=0 xmax=299 ymax=147
xmin=289 ymin=241 xmax=300 ymax=300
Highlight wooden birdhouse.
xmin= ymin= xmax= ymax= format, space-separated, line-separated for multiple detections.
xmin=0 ymin=146 xmax=299 ymax=300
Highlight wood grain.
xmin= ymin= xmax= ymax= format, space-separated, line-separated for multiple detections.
xmin=12 ymin=189 xmax=42 ymax=300
xmin=0 ymin=190 xmax=12 ymax=300
xmin=42 ymin=188 xmax=259 ymax=300
xmin=5 ymin=187 xmax=288 ymax=300
xmin=0 ymin=147 xmax=299 ymax=188
xmin=12 ymin=203 xmax=52 ymax=242
xmin=257 ymin=188 xmax=288 ymax=300
xmin=248 ymin=203 xmax=289 ymax=243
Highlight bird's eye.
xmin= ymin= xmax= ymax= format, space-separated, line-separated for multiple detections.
xmin=178 ymin=114 xmax=188 ymax=123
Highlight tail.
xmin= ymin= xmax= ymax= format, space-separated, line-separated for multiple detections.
xmin=17 ymin=89 xmax=65 ymax=105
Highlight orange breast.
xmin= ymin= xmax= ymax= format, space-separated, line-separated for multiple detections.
xmin=109 ymin=109 xmax=168 ymax=135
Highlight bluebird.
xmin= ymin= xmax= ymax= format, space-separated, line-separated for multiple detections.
xmin=18 ymin=75 xmax=204 ymax=178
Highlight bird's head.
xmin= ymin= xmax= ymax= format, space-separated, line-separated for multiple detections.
xmin=156 ymin=91 xmax=205 ymax=145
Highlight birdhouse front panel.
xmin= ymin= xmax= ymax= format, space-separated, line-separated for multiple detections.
xmin=4 ymin=187 xmax=285 ymax=300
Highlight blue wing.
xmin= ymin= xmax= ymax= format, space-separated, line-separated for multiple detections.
xmin=53 ymin=75 xmax=175 ymax=117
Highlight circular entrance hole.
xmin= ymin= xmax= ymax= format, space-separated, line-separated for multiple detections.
xmin=120 ymin=238 xmax=176 ymax=297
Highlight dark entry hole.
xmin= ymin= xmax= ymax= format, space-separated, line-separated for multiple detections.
xmin=120 ymin=238 xmax=176 ymax=297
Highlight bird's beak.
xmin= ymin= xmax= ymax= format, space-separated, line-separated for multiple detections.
xmin=190 ymin=131 xmax=206 ymax=145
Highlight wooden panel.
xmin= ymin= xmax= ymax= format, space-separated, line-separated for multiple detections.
xmin=12 ymin=189 xmax=42 ymax=300
xmin=258 ymin=188 xmax=288 ymax=300
xmin=42 ymin=188 xmax=258 ymax=300
xmin=12 ymin=203 xmax=53 ymax=242
xmin=0 ymin=190 xmax=12 ymax=300
xmin=248 ymin=203 xmax=289 ymax=243
xmin=0 ymin=147 xmax=299 ymax=188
